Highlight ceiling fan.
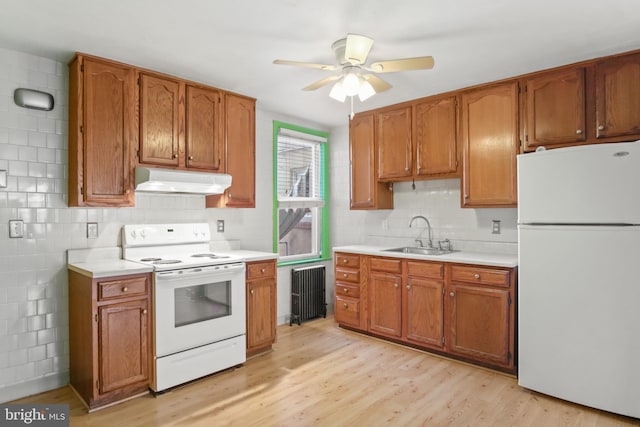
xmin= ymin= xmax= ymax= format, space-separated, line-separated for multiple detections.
xmin=273 ymin=33 xmax=435 ymax=104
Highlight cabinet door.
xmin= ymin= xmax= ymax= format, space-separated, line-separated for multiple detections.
xmin=98 ymin=299 xmax=149 ymax=394
xmin=185 ymin=85 xmax=223 ymax=170
xmin=595 ymin=53 xmax=640 ymax=139
xmin=403 ymin=277 xmax=444 ymax=349
xmin=208 ymin=94 xmax=255 ymax=208
xmin=368 ymin=272 xmax=402 ymax=338
xmin=350 ymin=112 xmax=393 ymax=209
xmin=139 ymin=73 xmax=181 ymax=166
xmin=524 ymin=68 xmax=586 ymax=150
xmin=377 ymin=106 xmax=412 ymax=180
xmin=414 ymin=96 xmax=458 ymax=177
xmin=247 ymin=277 xmax=276 ymax=351
xmin=79 ymin=57 xmax=136 ymax=206
xmin=447 ymin=283 xmax=511 ymax=368
xmin=461 ymin=82 xmax=519 ymax=207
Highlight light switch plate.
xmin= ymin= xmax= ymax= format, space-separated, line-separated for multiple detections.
xmin=9 ymin=220 xmax=24 ymax=238
xmin=87 ymin=222 xmax=98 ymax=239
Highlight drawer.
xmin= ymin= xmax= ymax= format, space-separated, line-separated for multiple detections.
xmin=335 ymin=253 xmax=359 ymax=269
xmin=407 ymin=261 xmax=444 ymax=279
xmin=335 ymin=282 xmax=360 ymax=298
xmin=451 ymin=265 xmax=511 ymax=288
xmin=335 ymin=267 xmax=359 ymax=284
xmin=247 ymin=260 xmax=276 ymax=280
xmin=335 ymin=295 xmax=360 ymax=327
xmin=370 ymin=257 xmax=402 ymax=274
xmin=98 ymin=276 xmax=148 ymax=301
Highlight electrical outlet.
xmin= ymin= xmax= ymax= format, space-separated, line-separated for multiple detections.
xmin=217 ymin=220 xmax=225 ymax=232
xmin=9 ymin=220 xmax=24 ymax=238
xmin=87 ymin=222 xmax=99 ymax=239
xmin=492 ymin=220 xmax=501 ymax=234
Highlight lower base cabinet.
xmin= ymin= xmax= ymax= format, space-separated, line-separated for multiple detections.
xmin=334 ymin=254 xmax=516 ymax=373
xmin=246 ymin=259 xmax=277 ymax=357
xmin=68 ymin=271 xmax=151 ymax=411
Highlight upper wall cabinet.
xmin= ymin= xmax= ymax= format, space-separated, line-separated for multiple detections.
xmin=68 ymin=55 xmax=136 ymax=207
xmin=185 ymin=85 xmax=224 ymax=171
xmin=595 ymin=52 xmax=640 ymax=140
xmin=206 ymin=93 xmax=256 ymax=208
xmin=376 ymin=105 xmax=413 ymax=180
xmin=139 ymin=73 xmax=181 ymax=167
xmin=523 ymin=68 xmax=587 ymax=151
xmin=460 ymin=81 xmax=519 ymax=208
xmin=413 ymin=95 xmax=458 ymax=177
xmin=350 ymin=112 xmax=393 ymax=210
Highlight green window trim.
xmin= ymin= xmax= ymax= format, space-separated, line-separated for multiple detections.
xmin=273 ymin=120 xmax=330 ymax=267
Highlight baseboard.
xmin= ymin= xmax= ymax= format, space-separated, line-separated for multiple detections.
xmin=0 ymin=371 xmax=69 ymax=403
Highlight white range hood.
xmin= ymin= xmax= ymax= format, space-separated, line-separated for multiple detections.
xmin=135 ymin=167 xmax=232 ymax=195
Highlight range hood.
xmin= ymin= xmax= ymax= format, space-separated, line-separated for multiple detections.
xmin=135 ymin=167 xmax=232 ymax=195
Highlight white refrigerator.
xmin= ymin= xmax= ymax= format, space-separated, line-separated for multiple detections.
xmin=517 ymin=141 xmax=640 ymax=419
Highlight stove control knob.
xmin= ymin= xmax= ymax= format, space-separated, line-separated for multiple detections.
xmin=130 ymin=230 xmax=136 ymax=239
xmin=140 ymin=229 xmax=146 ymax=239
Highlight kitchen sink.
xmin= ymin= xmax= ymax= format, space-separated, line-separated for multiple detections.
xmin=382 ymin=247 xmax=458 ymax=256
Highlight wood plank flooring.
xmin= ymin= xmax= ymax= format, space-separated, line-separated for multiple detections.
xmin=10 ymin=317 xmax=639 ymax=426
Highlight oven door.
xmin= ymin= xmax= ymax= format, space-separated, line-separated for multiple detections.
xmin=154 ymin=262 xmax=246 ymax=357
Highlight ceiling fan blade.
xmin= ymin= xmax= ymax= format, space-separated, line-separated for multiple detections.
xmin=345 ymin=34 xmax=374 ymax=65
xmin=273 ymin=59 xmax=337 ymax=71
xmin=369 ymin=56 xmax=435 ymax=73
xmin=362 ymin=74 xmax=392 ymax=93
xmin=303 ymin=75 xmax=342 ymax=91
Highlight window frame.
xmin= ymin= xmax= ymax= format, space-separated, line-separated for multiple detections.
xmin=273 ymin=121 xmax=330 ymax=266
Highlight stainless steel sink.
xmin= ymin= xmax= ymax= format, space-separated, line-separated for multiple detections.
xmin=382 ymin=247 xmax=458 ymax=256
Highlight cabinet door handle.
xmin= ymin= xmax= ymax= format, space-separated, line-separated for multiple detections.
xmin=394 ymin=283 xmax=398 ymax=288
xmin=122 ymin=287 xmax=128 ymax=292
xmin=343 ymin=303 xmax=349 ymax=308
xmin=474 ymin=273 xmax=480 ymax=279
xmin=261 ymin=268 xmax=266 ymax=273
xmin=172 ymin=153 xmax=178 ymax=159
xmin=406 ymin=285 xmax=411 ymax=290
xmin=598 ymin=125 xmax=605 ymax=131
xmin=250 ymin=289 xmax=254 ymax=295
xmin=188 ymin=155 xmax=194 ymax=160
xmin=343 ymin=288 xmax=348 ymax=293
xmin=343 ymin=273 xmax=348 ymax=278
xmin=142 ymin=309 xmax=147 ymax=315
xmin=450 ymin=292 xmax=455 ymax=297
xmin=342 ymin=259 xmax=348 ymax=263
xmin=576 ymin=129 xmax=583 ymax=135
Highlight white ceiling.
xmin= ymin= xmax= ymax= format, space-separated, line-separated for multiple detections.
xmin=1 ymin=0 xmax=639 ymax=128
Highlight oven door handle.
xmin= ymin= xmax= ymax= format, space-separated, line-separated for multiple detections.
xmin=155 ymin=263 xmax=245 ymax=281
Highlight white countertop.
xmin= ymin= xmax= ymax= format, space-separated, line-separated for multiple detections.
xmin=67 ymin=247 xmax=278 ymax=278
xmin=333 ymin=245 xmax=518 ymax=268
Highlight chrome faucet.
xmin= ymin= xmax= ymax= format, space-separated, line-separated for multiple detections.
xmin=409 ymin=215 xmax=433 ymax=248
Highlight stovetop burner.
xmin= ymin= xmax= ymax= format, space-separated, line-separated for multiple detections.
xmin=140 ymin=257 xmax=162 ymax=262
xmin=153 ymin=259 xmax=182 ymax=265
xmin=191 ymin=253 xmax=230 ymax=259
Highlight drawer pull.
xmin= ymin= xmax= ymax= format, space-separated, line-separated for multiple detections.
xmin=172 ymin=153 xmax=178 ymax=159
xmin=576 ymin=129 xmax=583 ymax=135
xmin=474 ymin=274 xmax=480 ymax=279
xmin=598 ymin=124 xmax=605 ymax=131
xmin=250 ymin=289 xmax=255 ymax=295
xmin=188 ymin=155 xmax=194 ymax=160
xmin=261 ymin=268 xmax=266 ymax=273
xmin=142 ymin=309 xmax=147 ymax=314
xmin=343 ymin=288 xmax=348 ymax=293
xmin=122 ymin=287 xmax=128 ymax=292
xmin=343 ymin=303 xmax=348 ymax=308
xmin=406 ymin=285 xmax=411 ymax=290
xmin=342 ymin=259 xmax=348 ymax=263
xmin=394 ymin=283 xmax=398 ymax=288
xmin=450 ymin=292 xmax=455 ymax=297
xmin=343 ymin=273 xmax=348 ymax=278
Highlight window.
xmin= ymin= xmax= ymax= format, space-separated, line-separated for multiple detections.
xmin=273 ymin=121 xmax=329 ymax=264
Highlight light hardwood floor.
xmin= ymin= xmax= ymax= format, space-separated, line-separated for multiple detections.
xmin=11 ymin=316 xmax=639 ymax=426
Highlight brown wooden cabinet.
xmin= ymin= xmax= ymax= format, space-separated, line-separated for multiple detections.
xmin=69 ymin=271 xmax=151 ymax=411
xmin=349 ymin=112 xmax=393 ymax=210
xmin=460 ymin=81 xmax=519 ymax=207
xmin=413 ymin=95 xmax=459 ymax=178
xmin=595 ymin=52 xmax=640 ymax=140
xmin=446 ymin=265 xmax=515 ymax=370
xmin=246 ymin=259 xmax=277 ymax=357
xmin=185 ymin=85 xmax=224 ymax=171
xmin=206 ymin=93 xmax=256 ymax=208
xmin=376 ymin=105 xmax=413 ymax=180
xmin=523 ymin=68 xmax=587 ymax=151
xmin=68 ymin=54 xmax=136 ymax=207
xmin=403 ymin=261 xmax=445 ymax=349
xmin=334 ymin=252 xmax=366 ymax=330
xmin=139 ymin=73 xmax=181 ymax=167
xmin=368 ymin=270 xmax=402 ymax=338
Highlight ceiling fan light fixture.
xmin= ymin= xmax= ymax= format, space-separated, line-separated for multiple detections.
xmin=358 ymin=80 xmax=376 ymax=102
xmin=342 ymin=73 xmax=360 ymax=96
xmin=329 ymin=80 xmax=346 ymax=102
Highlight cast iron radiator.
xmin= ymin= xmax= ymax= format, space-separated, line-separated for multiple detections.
xmin=290 ymin=265 xmax=327 ymax=325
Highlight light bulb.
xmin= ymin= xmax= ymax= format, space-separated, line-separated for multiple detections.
xmin=329 ymin=80 xmax=346 ymax=102
xmin=342 ymin=73 xmax=360 ymax=96
xmin=358 ymin=80 xmax=375 ymax=101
